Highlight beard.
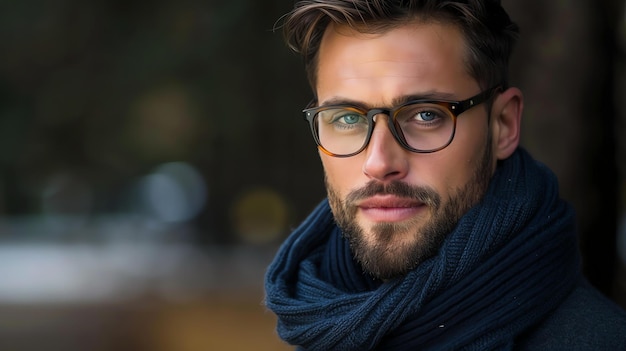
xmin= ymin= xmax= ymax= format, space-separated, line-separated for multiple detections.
xmin=326 ymin=137 xmax=494 ymax=280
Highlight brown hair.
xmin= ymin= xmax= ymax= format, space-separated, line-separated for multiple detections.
xmin=279 ymin=0 xmax=519 ymax=93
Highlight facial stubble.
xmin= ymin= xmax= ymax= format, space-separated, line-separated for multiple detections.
xmin=326 ymin=139 xmax=494 ymax=280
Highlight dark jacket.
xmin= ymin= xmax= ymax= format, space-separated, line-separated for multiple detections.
xmin=516 ymin=279 xmax=626 ymax=350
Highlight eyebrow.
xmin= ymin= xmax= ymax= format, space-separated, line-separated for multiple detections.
xmin=319 ymin=91 xmax=459 ymax=109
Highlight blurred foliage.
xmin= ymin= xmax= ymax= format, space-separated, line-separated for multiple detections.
xmin=0 ymin=0 xmax=624 ymax=300
xmin=0 ymin=0 xmax=323 ymax=245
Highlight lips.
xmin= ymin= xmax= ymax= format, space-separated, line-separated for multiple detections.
xmin=357 ymin=195 xmax=425 ymax=222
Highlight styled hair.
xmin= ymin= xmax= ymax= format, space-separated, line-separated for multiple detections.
xmin=279 ymin=0 xmax=519 ymax=93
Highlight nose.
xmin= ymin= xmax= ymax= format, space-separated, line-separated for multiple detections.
xmin=362 ymin=114 xmax=409 ymax=182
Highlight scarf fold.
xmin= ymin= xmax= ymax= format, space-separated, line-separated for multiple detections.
xmin=265 ymin=148 xmax=580 ymax=350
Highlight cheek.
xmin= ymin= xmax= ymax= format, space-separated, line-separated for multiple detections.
xmin=429 ymin=118 xmax=491 ymax=188
xmin=320 ymin=154 xmax=362 ymax=195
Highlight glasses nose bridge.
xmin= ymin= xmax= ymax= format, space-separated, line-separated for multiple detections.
xmin=367 ymin=108 xmax=396 ymax=134
xmin=365 ymin=107 xmax=404 ymax=146
xmin=366 ymin=108 xmax=392 ymax=123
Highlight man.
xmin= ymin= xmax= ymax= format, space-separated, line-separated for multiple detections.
xmin=264 ymin=0 xmax=626 ymax=350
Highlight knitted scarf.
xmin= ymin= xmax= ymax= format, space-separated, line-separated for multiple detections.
xmin=265 ymin=148 xmax=580 ymax=350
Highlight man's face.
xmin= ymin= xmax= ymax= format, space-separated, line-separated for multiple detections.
xmin=316 ymin=21 xmax=498 ymax=280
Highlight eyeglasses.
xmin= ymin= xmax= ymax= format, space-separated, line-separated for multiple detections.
xmin=303 ymin=86 xmax=500 ymax=157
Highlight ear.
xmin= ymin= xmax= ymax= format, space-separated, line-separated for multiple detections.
xmin=490 ymin=87 xmax=523 ymax=160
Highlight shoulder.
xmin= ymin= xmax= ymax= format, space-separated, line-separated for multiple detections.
xmin=516 ymin=279 xmax=626 ymax=350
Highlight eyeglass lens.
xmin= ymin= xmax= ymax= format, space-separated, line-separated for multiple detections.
xmin=313 ymin=102 xmax=455 ymax=156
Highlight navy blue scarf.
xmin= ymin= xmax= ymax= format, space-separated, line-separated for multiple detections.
xmin=265 ymin=149 xmax=581 ymax=350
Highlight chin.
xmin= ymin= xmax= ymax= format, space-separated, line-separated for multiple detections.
xmin=349 ymin=222 xmax=439 ymax=280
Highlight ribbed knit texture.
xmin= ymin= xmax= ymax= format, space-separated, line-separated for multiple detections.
xmin=265 ymin=148 xmax=580 ymax=350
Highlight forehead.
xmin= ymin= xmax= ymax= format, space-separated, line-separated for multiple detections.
xmin=316 ymin=21 xmax=477 ymax=105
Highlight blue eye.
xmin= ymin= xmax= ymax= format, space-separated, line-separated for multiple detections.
xmin=340 ymin=114 xmax=362 ymax=124
xmin=416 ymin=111 xmax=438 ymax=122
xmin=327 ymin=111 xmax=366 ymax=126
xmin=397 ymin=104 xmax=447 ymax=124
xmin=316 ymin=108 xmax=368 ymax=133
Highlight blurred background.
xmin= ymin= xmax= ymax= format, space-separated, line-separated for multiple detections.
xmin=0 ymin=0 xmax=624 ymax=350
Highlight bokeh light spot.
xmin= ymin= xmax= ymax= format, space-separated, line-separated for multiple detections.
xmin=231 ymin=188 xmax=289 ymax=244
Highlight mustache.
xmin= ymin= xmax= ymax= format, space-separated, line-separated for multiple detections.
xmin=345 ymin=180 xmax=441 ymax=209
